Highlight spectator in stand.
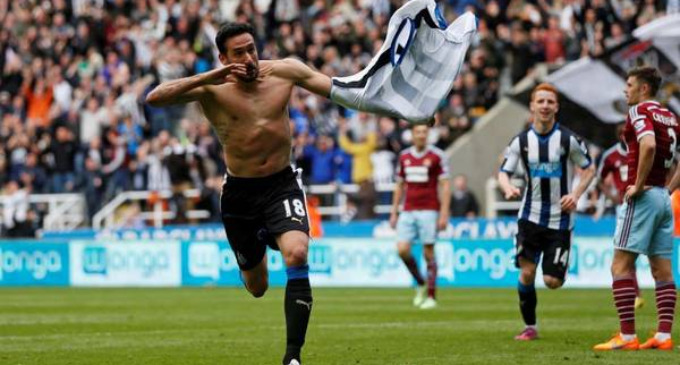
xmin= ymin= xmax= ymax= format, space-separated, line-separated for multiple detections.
xmin=50 ymin=126 xmax=78 ymax=193
xmin=450 ymin=174 xmax=480 ymax=218
xmin=299 ymin=134 xmax=338 ymax=185
xmin=2 ymin=180 xmax=34 ymax=237
xmin=338 ymin=115 xmax=377 ymax=184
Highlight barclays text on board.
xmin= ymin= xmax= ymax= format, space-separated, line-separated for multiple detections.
xmin=40 ymin=217 xmax=618 ymax=241
xmin=0 ymin=238 xmax=676 ymax=287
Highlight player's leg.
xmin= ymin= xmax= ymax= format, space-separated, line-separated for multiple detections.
xmin=594 ymin=197 xmax=646 ymax=350
xmin=220 ymin=176 xmax=271 ymax=297
xmin=515 ymin=257 xmax=538 ymax=340
xmin=619 ymin=205 xmax=643 ymax=308
xmin=540 ymin=229 xmax=571 ymax=290
xmin=640 ymin=195 xmax=675 ymax=350
xmin=277 ymin=230 xmax=312 ymax=365
xmin=418 ymin=211 xmax=438 ymax=309
xmin=396 ymin=211 xmax=426 ymax=305
xmin=240 ymin=256 xmax=269 ymax=297
xmin=222 ymin=216 xmax=270 ymax=297
xmin=514 ymin=220 xmax=539 ymax=340
xmin=639 ymin=256 xmax=676 ymax=350
xmin=420 ymin=243 xmax=437 ymax=309
xmin=264 ymin=169 xmax=313 ymax=365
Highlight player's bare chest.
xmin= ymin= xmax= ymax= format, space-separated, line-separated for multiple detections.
xmin=217 ymin=83 xmax=292 ymax=121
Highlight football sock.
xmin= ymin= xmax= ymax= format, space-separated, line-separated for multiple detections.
xmin=518 ymin=281 xmax=537 ymax=326
xmin=401 ymin=255 xmax=425 ymax=286
xmin=655 ymin=332 xmax=671 ymax=341
xmin=613 ymin=276 xmax=636 ymax=335
xmin=655 ymin=281 xmax=676 ymax=334
xmin=426 ymin=259 xmax=437 ymax=299
xmin=283 ymin=265 xmax=312 ymax=364
xmin=621 ymin=333 xmax=637 ymax=341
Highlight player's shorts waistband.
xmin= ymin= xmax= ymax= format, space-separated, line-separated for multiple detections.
xmin=224 ymin=166 xmax=295 ymax=186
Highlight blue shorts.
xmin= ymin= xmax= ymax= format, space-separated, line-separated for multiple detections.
xmin=396 ymin=210 xmax=438 ymax=244
xmin=614 ymin=187 xmax=673 ymax=259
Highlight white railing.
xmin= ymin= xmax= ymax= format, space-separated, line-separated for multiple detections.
xmin=92 ymin=183 xmax=397 ymax=229
xmin=0 ymin=193 xmax=86 ymax=230
xmin=92 ymin=189 xmax=206 ymax=229
xmin=308 ymin=182 xmax=395 ymax=216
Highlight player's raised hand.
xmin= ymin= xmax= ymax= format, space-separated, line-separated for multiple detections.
xmin=503 ymin=185 xmax=521 ymax=200
xmin=203 ymin=64 xmax=240 ymax=85
xmin=560 ymin=194 xmax=577 ymax=213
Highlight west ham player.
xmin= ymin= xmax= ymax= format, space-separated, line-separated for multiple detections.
xmin=597 ymin=126 xmax=644 ymax=309
xmin=390 ymin=123 xmax=451 ymax=309
xmin=498 ymin=83 xmax=596 ymax=340
xmin=594 ymin=66 xmax=679 ymax=351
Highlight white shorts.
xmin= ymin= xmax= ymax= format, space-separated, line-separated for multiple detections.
xmin=396 ymin=210 xmax=438 ymax=244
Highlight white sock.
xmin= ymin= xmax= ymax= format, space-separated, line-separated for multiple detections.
xmin=621 ymin=333 xmax=637 ymax=341
xmin=654 ymin=332 xmax=671 ymax=341
xmin=526 ymin=325 xmax=537 ymax=330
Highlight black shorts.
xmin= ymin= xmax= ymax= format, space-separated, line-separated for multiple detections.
xmin=221 ymin=166 xmax=310 ymax=271
xmin=515 ymin=219 xmax=572 ymax=281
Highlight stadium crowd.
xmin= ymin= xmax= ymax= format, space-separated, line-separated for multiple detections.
xmin=0 ymin=0 xmax=675 ymax=235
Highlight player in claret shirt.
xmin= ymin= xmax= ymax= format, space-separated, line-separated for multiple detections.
xmin=595 ymin=66 xmax=680 ymax=351
xmin=498 ymin=83 xmax=596 ymax=341
xmin=390 ymin=122 xmax=451 ymax=310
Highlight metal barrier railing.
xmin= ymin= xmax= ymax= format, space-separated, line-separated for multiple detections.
xmin=0 ymin=193 xmax=86 ymax=230
xmin=91 ymin=183 xmax=397 ymax=229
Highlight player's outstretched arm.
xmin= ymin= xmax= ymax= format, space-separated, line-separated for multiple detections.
xmin=274 ymin=58 xmax=332 ymax=98
xmin=146 ymin=64 xmax=240 ymax=106
xmin=497 ymin=171 xmax=521 ymax=200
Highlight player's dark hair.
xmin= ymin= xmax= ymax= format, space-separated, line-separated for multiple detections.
xmin=215 ymin=22 xmax=255 ymax=54
xmin=627 ymin=66 xmax=662 ymax=97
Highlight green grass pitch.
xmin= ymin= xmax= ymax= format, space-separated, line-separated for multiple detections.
xmin=0 ymin=288 xmax=676 ymax=364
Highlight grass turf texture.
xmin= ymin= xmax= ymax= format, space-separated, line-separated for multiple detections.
xmin=0 ymin=288 xmax=676 ymax=364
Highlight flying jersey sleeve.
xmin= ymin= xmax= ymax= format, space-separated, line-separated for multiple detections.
xmin=629 ymin=105 xmax=655 ymax=141
xmin=569 ymin=135 xmax=592 ymax=168
xmin=500 ymin=137 xmax=520 ymax=174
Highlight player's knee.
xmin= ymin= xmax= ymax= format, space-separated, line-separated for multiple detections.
xmin=651 ymin=267 xmax=673 ymax=282
xmin=424 ymin=254 xmax=435 ymax=264
xmin=611 ymin=263 xmax=634 ymax=278
xmin=247 ymin=279 xmax=269 ymax=298
xmin=520 ymin=269 xmax=536 ymax=283
xmin=396 ymin=244 xmax=411 ymax=259
xmin=544 ymin=277 xmax=563 ymax=289
xmin=284 ymin=245 xmax=308 ymax=267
